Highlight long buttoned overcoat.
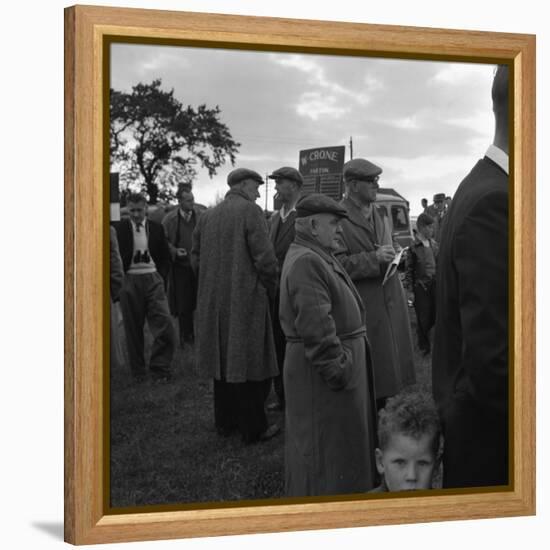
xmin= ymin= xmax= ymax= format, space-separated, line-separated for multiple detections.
xmin=337 ymin=197 xmax=415 ymax=400
xmin=162 ymin=206 xmax=203 ymax=316
xmin=191 ymin=188 xmax=279 ymax=383
xmin=279 ymin=234 xmax=376 ymax=497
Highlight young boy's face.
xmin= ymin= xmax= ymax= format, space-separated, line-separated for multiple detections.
xmin=418 ymin=223 xmax=434 ymax=240
xmin=375 ymin=432 xmax=437 ymax=491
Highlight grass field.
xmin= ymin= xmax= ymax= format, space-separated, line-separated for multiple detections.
xmin=110 ymin=306 xmax=432 ymax=508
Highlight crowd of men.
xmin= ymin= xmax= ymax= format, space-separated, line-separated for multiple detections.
xmin=110 ymin=65 xmax=509 ymax=497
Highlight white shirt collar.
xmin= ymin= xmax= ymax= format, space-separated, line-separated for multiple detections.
xmin=485 ymin=144 xmax=509 ymax=175
xmin=279 ymin=203 xmax=297 ymax=221
xmin=179 ymin=208 xmax=193 ymax=220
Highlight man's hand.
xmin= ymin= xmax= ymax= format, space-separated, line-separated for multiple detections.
xmin=375 ymin=244 xmax=396 ymax=263
xmin=176 ymin=248 xmax=188 ymax=258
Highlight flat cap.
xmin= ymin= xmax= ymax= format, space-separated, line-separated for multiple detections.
xmin=343 ymin=158 xmax=382 ymax=181
xmin=433 ymin=193 xmax=446 ymax=202
xmin=295 ymin=193 xmax=349 ymax=219
xmin=227 ymin=168 xmax=264 ymax=187
xmin=268 ymin=166 xmax=304 ymax=186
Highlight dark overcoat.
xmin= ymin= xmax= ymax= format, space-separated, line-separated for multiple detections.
xmin=336 ymin=197 xmax=416 ymax=400
xmin=279 ymin=234 xmax=377 ymax=497
xmin=162 ymin=207 xmax=202 ymax=316
xmin=191 ymin=188 xmax=279 ymax=383
xmin=432 ymin=155 xmax=509 ymax=488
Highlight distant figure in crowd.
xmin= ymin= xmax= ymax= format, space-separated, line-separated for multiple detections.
xmin=404 ymin=213 xmax=439 ymax=356
xmin=115 ymin=193 xmax=175 ymax=383
xmin=370 ymin=388 xmax=442 ymax=492
xmin=421 ymin=197 xmax=429 ymax=214
xmin=337 ymin=158 xmax=415 ymax=410
xmin=191 ymin=168 xmax=280 ymax=444
xmin=279 ymin=194 xmax=377 ymax=496
xmin=163 ymin=185 xmax=201 ymax=348
xmin=110 ymin=225 xmax=125 ymax=370
xmin=267 ymin=166 xmax=303 ymax=411
xmin=432 ymin=64 xmax=510 ymax=488
xmin=427 ymin=192 xmax=446 ymax=242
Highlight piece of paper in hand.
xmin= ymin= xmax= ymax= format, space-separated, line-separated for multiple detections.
xmin=382 ymin=247 xmax=408 ymax=286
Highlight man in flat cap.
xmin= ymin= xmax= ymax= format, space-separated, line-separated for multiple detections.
xmin=279 ymin=193 xmax=376 ymax=496
xmin=191 ymin=168 xmax=280 ymax=443
xmin=336 ymin=158 xmax=415 ymax=410
xmin=162 ymin=184 xmax=202 ymax=348
xmin=115 ymin=192 xmax=175 ymax=383
xmin=427 ymin=192 xmax=447 ymax=242
xmin=266 ymin=166 xmax=304 ymax=410
xmin=432 ymin=65 xmax=509 ymax=488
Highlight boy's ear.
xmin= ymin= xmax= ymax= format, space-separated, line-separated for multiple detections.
xmin=375 ymin=448 xmax=384 ymax=475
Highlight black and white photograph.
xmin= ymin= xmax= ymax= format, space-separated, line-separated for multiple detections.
xmin=4 ymin=0 xmax=546 ymax=548
xmin=108 ymin=41 xmax=510 ymax=508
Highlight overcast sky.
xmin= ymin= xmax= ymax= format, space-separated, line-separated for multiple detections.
xmin=111 ymin=43 xmax=496 ymax=217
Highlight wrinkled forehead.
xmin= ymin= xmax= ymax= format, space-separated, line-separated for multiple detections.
xmin=315 ymin=212 xmax=341 ymax=224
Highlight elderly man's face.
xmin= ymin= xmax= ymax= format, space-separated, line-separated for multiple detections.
xmin=434 ymin=200 xmax=444 ymax=212
xmin=351 ymin=176 xmax=379 ymax=205
xmin=312 ymin=213 xmax=343 ymax=251
xmin=275 ymin=178 xmax=298 ymax=205
xmin=178 ymin=191 xmax=195 ymax=212
xmin=128 ymin=200 xmax=147 ymax=225
xmin=240 ymin=178 xmax=261 ymax=202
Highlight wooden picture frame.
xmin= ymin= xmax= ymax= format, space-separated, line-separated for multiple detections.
xmin=64 ymin=4 xmax=536 ymax=545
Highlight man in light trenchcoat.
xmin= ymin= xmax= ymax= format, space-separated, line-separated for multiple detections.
xmin=279 ymin=193 xmax=377 ymax=497
xmin=337 ymin=158 xmax=416 ymax=409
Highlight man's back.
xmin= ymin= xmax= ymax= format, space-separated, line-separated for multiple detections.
xmin=192 ymin=188 xmax=278 ymax=383
xmin=432 ymin=155 xmax=509 ymax=487
xmin=433 ymin=156 xmax=508 ymax=410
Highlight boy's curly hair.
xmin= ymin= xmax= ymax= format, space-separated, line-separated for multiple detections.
xmin=378 ymin=386 xmax=442 ymax=456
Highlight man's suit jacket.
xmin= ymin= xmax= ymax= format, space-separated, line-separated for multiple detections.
xmin=432 ymin=155 xmax=508 ymax=488
xmin=269 ymin=209 xmax=297 ymax=270
xmin=115 ymin=218 xmax=171 ymax=282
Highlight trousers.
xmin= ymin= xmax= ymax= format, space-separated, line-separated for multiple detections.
xmin=213 ymin=378 xmax=271 ymax=443
xmin=119 ymin=272 xmax=175 ymax=378
xmin=413 ymin=280 xmax=436 ymax=352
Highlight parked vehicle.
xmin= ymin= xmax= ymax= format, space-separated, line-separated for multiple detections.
xmin=375 ymin=192 xmax=414 ymax=249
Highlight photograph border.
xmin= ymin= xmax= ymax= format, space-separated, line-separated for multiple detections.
xmin=64 ymin=4 xmax=536 ymax=545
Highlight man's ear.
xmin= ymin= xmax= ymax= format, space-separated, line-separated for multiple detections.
xmin=375 ymin=448 xmax=385 ymax=475
xmin=310 ymin=217 xmax=318 ymax=235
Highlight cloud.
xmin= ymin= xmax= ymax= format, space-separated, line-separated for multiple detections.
xmin=295 ymin=92 xmax=350 ymax=120
xmin=432 ymin=62 xmax=496 ymax=84
xmin=110 ymin=43 xmax=496 ymax=210
xmin=272 ymin=53 xmax=371 ymax=107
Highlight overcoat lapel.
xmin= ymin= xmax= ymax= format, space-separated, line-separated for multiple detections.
xmin=297 ymin=235 xmax=365 ymax=315
xmin=342 ymin=197 xmax=378 ymax=244
xmin=373 ymin=205 xmax=392 ymax=246
xmin=328 ymin=255 xmax=365 ymax=314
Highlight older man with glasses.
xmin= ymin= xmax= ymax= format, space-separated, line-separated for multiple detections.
xmin=336 ymin=158 xmax=416 ymax=411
